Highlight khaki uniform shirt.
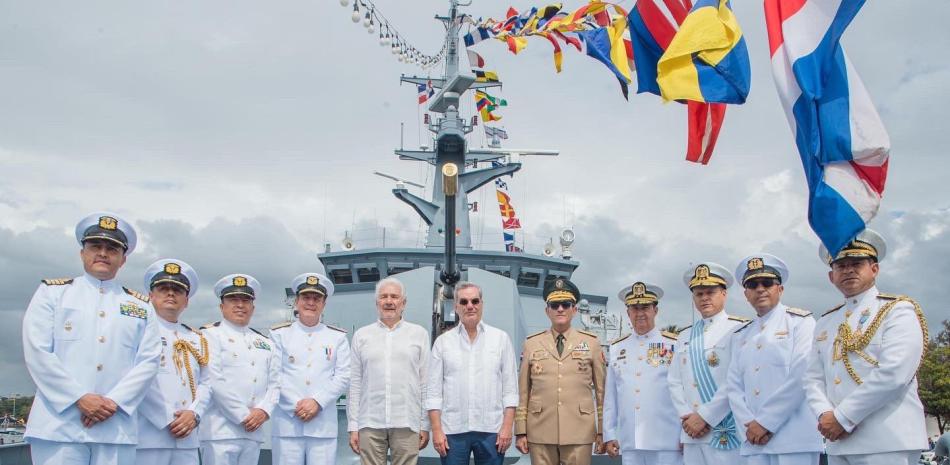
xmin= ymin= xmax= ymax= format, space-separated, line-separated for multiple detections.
xmin=515 ymin=328 xmax=605 ymax=445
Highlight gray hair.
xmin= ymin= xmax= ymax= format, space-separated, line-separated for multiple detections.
xmin=375 ymin=277 xmax=406 ymax=299
xmin=455 ymin=281 xmax=482 ymax=301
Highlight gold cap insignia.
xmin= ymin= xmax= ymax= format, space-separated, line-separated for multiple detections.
xmin=164 ymin=263 xmax=181 ymax=275
xmin=632 ymin=282 xmax=646 ymax=297
xmin=98 ymin=216 xmax=118 ymax=231
xmin=747 ymin=257 xmax=764 ymax=271
xmin=306 ymin=276 xmax=319 ymax=285
xmin=233 ymin=276 xmax=247 ymax=287
xmin=695 ymin=265 xmax=710 ymax=280
xmin=555 ymin=279 xmax=564 ymax=289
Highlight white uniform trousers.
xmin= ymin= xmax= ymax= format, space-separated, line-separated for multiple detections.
xmin=683 ymin=443 xmax=740 ymax=465
xmin=272 ymin=436 xmax=337 ymax=465
xmin=620 ymin=449 xmax=683 ymax=465
xmin=135 ymin=448 xmax=199 ymax=465
xmin=827 ymin=450 xmax=920 ymax=465
xmin=29 ymin=439 xmax=136 ymax=465
xmin=200 ymin=439 xmax=261 ymax=465
xmin=744 ymin=452 xmax=819 ymax=465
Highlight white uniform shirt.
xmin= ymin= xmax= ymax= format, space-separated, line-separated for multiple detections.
xmin=348 ymin=319 xmax=430 ymax=432
xmin=425 ymin=321 xmax=518 ymax=435
xmin=22 ymin=273 xmax=161 ymax=444
xmin=804 ymin=286 xmax=927 ymax=455
xmin=137 ymin=317 xmax=211 ymax=449
xmin=271 ymin=321 xmax=351 ymax=439
xmin=199 ymin=319 xmax=279 ymax=443
xmin=603 ymin=328 xmax=680 ymax=452
xmin=726 ymin=304 xmax=822 ymax=456
xmin=668 ymin=311 xmax=745 ymax=444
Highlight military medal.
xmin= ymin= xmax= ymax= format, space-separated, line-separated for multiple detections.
xmin=531 ymin=362 xmax=543 ymax=375
xmin=707 ymin=351 xmax=719 ymax=367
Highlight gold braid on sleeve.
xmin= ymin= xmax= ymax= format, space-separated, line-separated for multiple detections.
xmin=172 ymin=334 xmax=210 ymax=400
xmin=832 ymin=296 xmax=929 ymax=385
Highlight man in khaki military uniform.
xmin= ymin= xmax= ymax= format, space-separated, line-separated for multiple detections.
xmin=515 ymin=278 xmax=606 ymax=465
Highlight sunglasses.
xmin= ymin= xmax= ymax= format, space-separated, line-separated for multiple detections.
xmin=458 ymin=298 xmax=481 ymax=306
xmin=743 ymin=279 xmax=779 ymax=290
xmin=547 ymin=301 xmax=575 ymax=310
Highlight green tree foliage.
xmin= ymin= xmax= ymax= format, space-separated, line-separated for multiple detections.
xmin=0 ymin=395 xmax=32 ymax=425
xmin=920 ymin=320 xmax=950 ymax=434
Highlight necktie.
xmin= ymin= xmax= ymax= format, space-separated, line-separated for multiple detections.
xmin=556 ymin=334 xmax=565 ymax=356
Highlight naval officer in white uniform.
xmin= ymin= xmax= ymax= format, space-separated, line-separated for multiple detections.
xmin=668 ymin=262 xmax=749 ymax=465
xmin=603 ymin=281 xmax=683 ymax=465
xmin=804 ymin=230 xmax=928 ymax=465
xmin=136 ymin=259 xmax=211 ymax=465
xmin=726 ymin=254 xmax=822 ymax=465
xmin=200 ymin=274 xmax=279 ymax=465
xmin=270 ymin=272 xmax=351 ymax=465
xmin=22 ymin=212 xmax=161 ymax=465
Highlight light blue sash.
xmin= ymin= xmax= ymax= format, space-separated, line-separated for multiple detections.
xmin=689 ymin=319 xmax=740 ymax=450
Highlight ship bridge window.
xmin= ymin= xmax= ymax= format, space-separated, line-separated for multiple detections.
xmin=356 ymin=266 xmax=381 ymax=283
xmin=329 ymin=268 xmax=353 ymax=285
xmin=517 ymin=268 xmax=542 ymax=287
xmin=485 ymin=266 xmax=511 ymax=278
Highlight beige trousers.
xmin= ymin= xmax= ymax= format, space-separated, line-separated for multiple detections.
xmin=358 ymin=427 xmax=419 ymax=465
xmin=528 ymin=442 xmax=593 ymax=465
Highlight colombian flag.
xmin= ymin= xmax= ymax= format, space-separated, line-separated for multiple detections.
xmin=656 ymin=0 xmax=750 ymax=104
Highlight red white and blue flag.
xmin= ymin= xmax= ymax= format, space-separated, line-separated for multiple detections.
xmin=417 ymin=80 xmax=435 ymax=104
xmin=766 ymin=0 xmax=889 ymax=255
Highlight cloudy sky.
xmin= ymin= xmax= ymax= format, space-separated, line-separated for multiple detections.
xmin=1 ymin=1 xmax=947 ymax=395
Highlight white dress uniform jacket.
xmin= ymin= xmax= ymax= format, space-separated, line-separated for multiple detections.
xmin=668 ymin=311 xmax=745 ymax=444
xmin=137 ymin=317 xmax=211 ymax=449
xmin=271 ymin=321 xmax=351 ymax=438
xmin=804 ymin=286 xmax=928 ymax=455
xmin=727 ymin=304 xmax=823 ymax=456
xmin=22 ymin=274 xmax=161 ymax=444
xmin=603 ymin=329 xmax=680 ymax=452
xmin=200 ymin=320 xmax=279 ymax=443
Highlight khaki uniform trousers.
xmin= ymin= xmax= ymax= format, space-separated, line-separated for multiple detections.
xmin=528 ymin=442 xmax=592 ymax=465
xmin=358 ymin=427 xmax=419 ymax=465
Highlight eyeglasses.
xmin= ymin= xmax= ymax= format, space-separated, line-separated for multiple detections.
xmin=547 ymin=301 xmax=575 ymax=310
xmin=743 ymin=279 xmax=779 ymax=290
xmin=458 ymin=298 xmax=481 ymax=306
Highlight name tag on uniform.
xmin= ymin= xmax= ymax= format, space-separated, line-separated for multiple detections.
xmin=816 ymin=331 xmax=828 ymax=342
xmin=774 ymin=330 xmax=788 ymax=338
xmin=120 ymin=302 xmax=148 ymax=319
xmin=571 ymin=350 xmax=589 ymax=359
xmin=531 ymin=349 xmax=549 ymax=360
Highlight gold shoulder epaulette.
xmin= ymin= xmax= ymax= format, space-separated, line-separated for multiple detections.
xmin=123 ymin=287 xmax=150 ymax=303
xmin=271 ymin=321 xmax=292 ymax=331
xmin=526 ymin=330 xmax=546 ymax=339
xmin=822 ymin=304 xmax=845 ymax=317
xmin=728 ymin=315 xmax=752 ymax=323
xmin=250 ymin=327 xmax=269 ymax=339
xmin=786 ymin=307 xmax=812 ymax=317
xmin=661 ymin=331 xmax=678 ymax=340
xmin=610 ymin=333 xmax=631 ymax=345
xmin=577 ymin=329 xmax=598 ymax=338
xmin=734 ymin=321 xmax=753 ymax=333
xmin=677 ymin=325 xmax=692 ymax=334
xmin=41 ymin=278 xmax=74 ymax=286
xmin=877 ymin=293 xmax=900 ymax=300
xmin=200 ymin=321 xmax=220 ymax=330
xmin=326 ymin=324 xmax=347 ymax=333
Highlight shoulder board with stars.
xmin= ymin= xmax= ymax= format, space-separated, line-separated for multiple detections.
xmin=728 ymin=315 xmax=752 ymax=323
xmin=123 ymin=287 xmax=150 ymax=303
xmin=822 ymin=304 xmax=845 ymax=317
xmin=41 ymin=278 xmax=74 ymax=286
xmin=250 ymin=327 xmax=269 ymax=339
xmin=326 ymin=324 xmax=347 ymax=333
xmin=734 ymin=320 xmax=754 ymax=333
xmin=610 ymin=333 xmax=630 ymax=345
xmin=786 ymin=307 xmax=812 ymax=317
xmin=526 ymin=330 xmax=546 ymax=339
xmin=577 ymin=329 xmax=598 ymax=339
xmin=200 ymin=321 xmax=221 ymax=330
xmin=661 ymin=331 xmax=678 ymax=341
xmin=876 ymin=293 xmax=900 ymax=300
xmin=271 ymin=321 xmax=292 ymax=331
